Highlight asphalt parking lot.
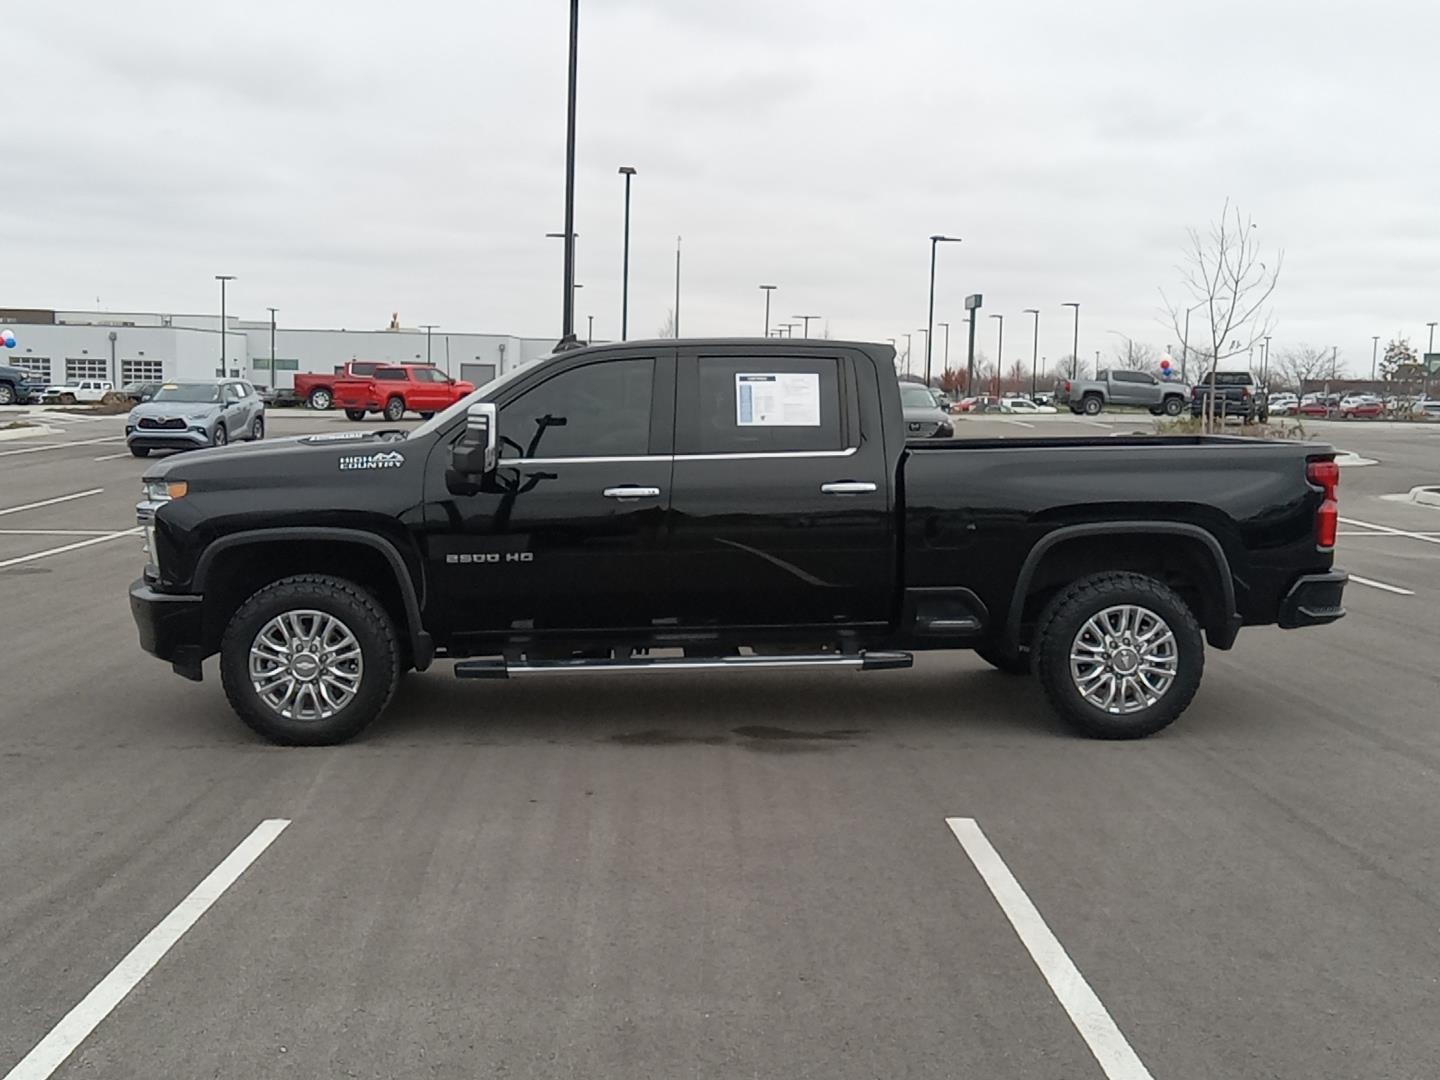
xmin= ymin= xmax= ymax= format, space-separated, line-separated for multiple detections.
xmin=2 ymin=406 xmax=1438 ymax=1079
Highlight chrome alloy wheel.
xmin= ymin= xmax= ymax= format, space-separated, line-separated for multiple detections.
xmin=1069 ymin=604 xmax=1178 ymax=715
xmin=249 ymin=609 xmax=364 ymax=721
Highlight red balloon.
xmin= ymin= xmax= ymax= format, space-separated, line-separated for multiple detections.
xmin=1160 ymin=359 xmax=1171 ymax=369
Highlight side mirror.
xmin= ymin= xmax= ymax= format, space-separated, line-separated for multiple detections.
xmin=452 ymin=402 xmax=498 ymax=475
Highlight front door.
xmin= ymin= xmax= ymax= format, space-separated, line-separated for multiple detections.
xmin=420 ymin=350 xmax=676 ymax=647
xmin=409 ymin=367 xmax=452 ymax=413
xmin=664 ymin=347 xmax=894 ymax=631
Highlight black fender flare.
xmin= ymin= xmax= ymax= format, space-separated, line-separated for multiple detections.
xmin=193 ymin=527 xmax=433 ymax=670
xmin=1004 ymin=521 xmax=1239 ymax=651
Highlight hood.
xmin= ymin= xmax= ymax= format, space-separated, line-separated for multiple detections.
xmin=142 ymin=428 xmax=417 ymax=487
xmin=902 ymin=402 xmax=948 ymax=423
xmin=130 ymin=399 xmax=222 ymax=422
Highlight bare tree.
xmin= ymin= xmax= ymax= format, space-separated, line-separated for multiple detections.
xmin=1273 ymin=344 xmax=1334 ymax=392
xmin=1005 ymin=359 xmax=1028 ymax=390
xmin=1162 ymin=200 xmax=1282 ymax=428
xmin=657 ymin=309 xmax=677 ymax=339
xmin=1111 ymin=338 xmax=1159 ymax=371
xmin=1380 ymin=335 xmax=1417 ymax=387
xmin=1056 ymin=353 xmax=1091 ymax=380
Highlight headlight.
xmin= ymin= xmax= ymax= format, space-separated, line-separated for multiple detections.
xmin=142 ymin=479 xmax=187 ymax=502
xmin=138 ymin=480 xmax=186 ymax=572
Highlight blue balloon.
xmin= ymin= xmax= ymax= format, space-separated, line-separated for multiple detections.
xmin=2 ymin=338 xmax=15 ymax=348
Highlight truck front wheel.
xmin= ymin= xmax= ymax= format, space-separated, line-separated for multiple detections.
xmin=1032 ymin=571 xmax=1203 ymax=739
xmin=1082 ymin=395 xmax=1103 ymax=416
xmin=344 ymin=409 xmax=367 ymax=421
xmin=219 ymin=574 xmax=400 ymax=745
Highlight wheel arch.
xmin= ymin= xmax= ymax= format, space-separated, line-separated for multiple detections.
xmin=1004 ymin=522 xmax=1239 ymax=652
xmin=193 ymin=528 xmax=433 ymax=670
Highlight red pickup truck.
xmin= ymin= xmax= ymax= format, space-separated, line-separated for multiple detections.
xmin=293 ymin=360 xmax=427 ymax=410
xmin=333 ymin=364 xmax=475 ymax=421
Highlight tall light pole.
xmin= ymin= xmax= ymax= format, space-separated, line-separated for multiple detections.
xmin=1024 ymin=308 xmax=1039 ymax=399
xmin=759 ymin=285 xmax=777 ymax=335
xmin=618 ymin=166 xmax=636 ymax=340
xmin=916 ymin=329 xmax=928 ymax=377
xmin=1180 ymin=301 xmax=1207 ymax=381
xmin=1262 ymin=334 xmax=1271 ymax=388
xmin=1428 ymin=322 xmax=1436 ymax=355
xmin=587 ymin=314 xmax=594 ymax=341
xmin=674 ymin=235 xmax=682 ymax=338
xmin=1428 ymin=322 xmax=1438 ymax=398
xmin=938 ymin=322 xmax=951 ymax=374
xmin=926 ymin=235 xmax=961 ymax=385
xmin=1061 ymin=302 xmax=1079 ymax=378
xmin=215 ymin=275 xmax=235 ymax=376
xmin=794 ymin=314 xmax=821 ymax=338
xmin=780 ymin=322 xmax=799 ymax=338
xmin=559 ymin=0 xmax=580 ymax=344
xmin=903 ymin=332 xmax=913 ymax=376
xmin=267 ymin=306 xmax=278 ymax=389
xmin=990 ymin=314 xmax=1004 ymax=395
xmin=1372 ymin=335 xmax=1380 ymax=381
xmin=419 ymin=324 xmax=439 ymax=366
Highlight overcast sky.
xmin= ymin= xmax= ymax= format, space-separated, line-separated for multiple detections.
xmin=3 ymin=0 xmax=1437 ymax=374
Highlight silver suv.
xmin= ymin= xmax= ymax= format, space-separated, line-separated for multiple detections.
xmin=125 ymin=379 xmax=265 ymax=458
xmin=1056 ymin=369 xmax=1191 ymax=416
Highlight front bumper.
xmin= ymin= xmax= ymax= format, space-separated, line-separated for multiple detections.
xmin=1278 ymin=570 xmax=1347 ymax=629
xmin=126 ymin=427 xmax=211 ymax=450
xmin=130 ymin=579 xmax=206 ymax=680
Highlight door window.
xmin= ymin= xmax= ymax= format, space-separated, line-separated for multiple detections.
xmin=1111 ymin=371 xmax=1155 ymax=385
xmin=500 ymin=358 xmax=654 ymax=459
xmin=686 ymin=357 xmax=843 ymax=454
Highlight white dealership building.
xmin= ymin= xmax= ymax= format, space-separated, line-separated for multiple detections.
xmin=0 ymin=306 xmax=558 ymax=392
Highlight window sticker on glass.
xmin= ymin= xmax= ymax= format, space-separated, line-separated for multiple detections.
xmin=735 ymin=373 xmax=821 ymax=426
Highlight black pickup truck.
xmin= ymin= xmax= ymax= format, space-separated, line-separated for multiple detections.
xmin=130 ymin=339 xmax=1346 ymax=745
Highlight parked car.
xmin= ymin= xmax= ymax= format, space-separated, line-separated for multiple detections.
xmin=1055 ymin=369 xmax=1190 ymax=416
xmin=293 ymin=360 xmax=425 ymax=411
xmin=333 ymin=364 xmax=476 ymax=421
xmin=125 ymin=379 xmax=265 ymax=457
xmin=999 ymin=397 xmax=1057 ymax=415
xmin=1339 ymin=395 xmax=1384 ymax=419
xmin=40 ymin=379 xmax=114 ymax=405
xmin=121 ymin=380 xmax=164 ymax=404
xmin=900 ymin=382 xmax=955 ymax=437
xmin=131 ymin=337 xmax=1346 ymax=746
xmin=0 ymin=363 xmax=44 ymax=406
xmin=1267 ymin=392 xmax=1299 ymax=416
xmin=1189 ymin=371 xmax=1266 ymax=422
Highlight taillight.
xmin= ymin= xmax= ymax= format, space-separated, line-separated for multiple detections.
xmin=1241 ymin=387 xmax=1251 ymax=398
xmin=1307 ymin=458 xmax=1340 ymax=550
xmin=1061 ymin=380 xmax=1071 ymax=392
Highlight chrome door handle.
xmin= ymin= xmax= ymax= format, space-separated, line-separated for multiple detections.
xmin=603 ymin=486 xmax=661 ymax=499
xmin=820 ymin=481 xmax=877 ymax=495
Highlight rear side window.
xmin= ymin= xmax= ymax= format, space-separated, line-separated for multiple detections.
xmin=687 ymin=357 xmax=843 ymax=454
xmin=373 ymin=368 xmax=407 ymax=381
xmin=500 ymin=358 xmax=654 ymax=459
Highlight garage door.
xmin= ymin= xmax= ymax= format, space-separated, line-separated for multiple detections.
xmin=460 ymin=363 xmax=496 ymax=387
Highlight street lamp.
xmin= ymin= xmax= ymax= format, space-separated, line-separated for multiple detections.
xmin=794 ymin=314 xmax=821 ymax=338
xmin=990 ymin=314 xmax=1004 ymax=395
xmin=419 ymin=324 xmax=439 ymax=366
xmin=267 ymin=307 xmax=278 ymax=389
xmin=1372 ymin=335 xmax=1380 ymax=381
xmin=916 ymin=329 xmax=928 ymax=379
xmin=903 ymin=332 xmax=913 ymax=376
xmin=559 ymin=0 xmax=580 ymax=344
xmin=1428 ymin=322 xmax=1437 ymax=355
xmin=926 ymin=235 xmax=962 ymax=385
xmin=1023 ymin=308 xmax=1040 ymax=399
xmin=618 ymin=166 xmax=636 ymax=340
xmin=674 ymin=235 xmax=682 ymax=338
xmin=938 ymin=322 xmax=951 ymax=374
xmin=587 ymin=314 xmax=594 ymax=341
xmin=1262 ymin=335 xmax=1271 ymax=388
xmin=1061 ymin=302 xmax=1080 ymax=379
xmin=1180 ymin=301 xmax=1207 ymax=381
xmin=215 ymin=275 xmax=236 ymax=376
xmin=759 ymin=285 xmax=777 ymax=336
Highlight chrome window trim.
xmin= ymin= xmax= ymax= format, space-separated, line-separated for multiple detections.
xmin=514 ymin=446 xmax=858 ymax=465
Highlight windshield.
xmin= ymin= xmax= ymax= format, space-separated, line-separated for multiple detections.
xmin=407 ymin=360 xmax=546 ymax=439
xmin=151 ymin=382 xmax=220 ymax=403
xmin=900 ymin=385 xmax=937 ymax=408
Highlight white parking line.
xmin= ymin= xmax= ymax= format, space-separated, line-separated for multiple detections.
xmin=0 ymin=489 xmax=104 ymax=518
xmin=1003 ymin=419 xmax=1036 ymax=428
xmin=93 ymin=452 xmax=134 ymax=462
xmin=0 ymin=437 xmax=124 ymax=458
xmin=946 ymin=817 xmax=1154 ymax=1080
xmin=1337 ymin=530 xmax=1440 ymax=538
xmin=0 ymin=529 xmax=118 ymax=537
xmin=1348 ymin=574 xmax=1415 ymax=596
xmin=1339 ymin=516 xmax=1440 ymax=547
xmin=1 ymin=819 xmax=290 ymax=1080
xmin=0 ymin=528 xmax=141 ymax=570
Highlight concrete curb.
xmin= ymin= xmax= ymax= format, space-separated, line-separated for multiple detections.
xmin=1408 ymin=486 xmax=1440 ymax=508
xmin=0 ymin=423 xmax=62 ymax=442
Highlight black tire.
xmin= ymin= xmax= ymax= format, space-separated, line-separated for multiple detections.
xmin=60 ymin=393 xmax=76 ymax=405
xmin=974 ymin=642 xmax=1030 ymax=675
xmin=1163 ymin=396 xmax=1184 ymax=416
xmin=212 ymin=422 xmax=228 ymax=447
xmin=384 ymin=396 xmax=406 ymax=422
xmin=344 ymin=409 xmax=367 ymax=421
xmin=308 ymin=388 xmax=332 ymax=410
xmin=1032 ymin=571 xmax=1204 ymax=739
xmin=219 ymin=574 xmax=400 ymax=745
xmin=0 ymin=384 xmax=14 ymax=405
xmin=418 ymin=411 xmax=436 ymax=420
xmin=129 ymin=445 xmax=150 ymax=458
xmin=250 ymin=415 xmax=265 ymax=441
xmin=1082 ymin=395 xmax=1102 ymax=416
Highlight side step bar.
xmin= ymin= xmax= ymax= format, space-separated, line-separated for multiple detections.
xmin=454 ymin=651 xmax=913 ymax=679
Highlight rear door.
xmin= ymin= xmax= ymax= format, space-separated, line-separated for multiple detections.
xmin=665 ymin=346 xmax=893 ymax=630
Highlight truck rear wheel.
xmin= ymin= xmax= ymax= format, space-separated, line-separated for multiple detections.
xmin=1163 ymin=396 xmax=1184 ymax=416
xmin=219 ymin=574 xmax=400 ymax=745
xmin=308 ymin=388 xmax=332 ymax=410
xmin=384 ymin=396 xmax=406 ymax=422
xmin=1032 ymin=572 xmax=1203 ymax=739
xmin=1082 ymin=395 xmax=1103 ymax=416
xmin=344 ymin=409 xmax=367 ymax=421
